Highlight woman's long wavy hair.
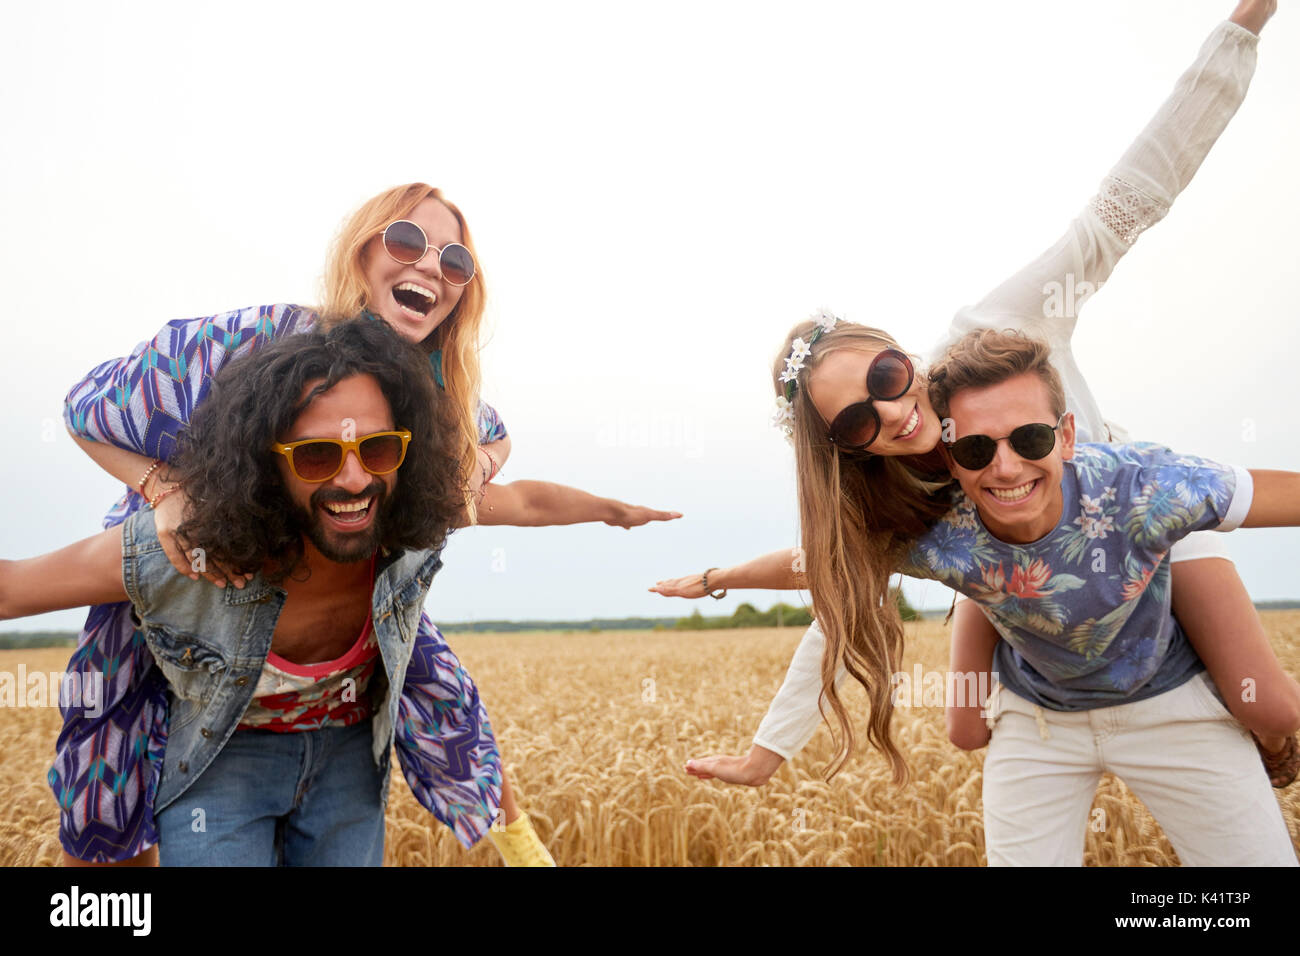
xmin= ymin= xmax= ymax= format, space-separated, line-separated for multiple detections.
xmin=776 ymin=320 xmax=954 ymax=784
xmin=319 ymin=183 xmax=486 ymax=515
xmin=170 ymin=318 xmax=464 ymax=584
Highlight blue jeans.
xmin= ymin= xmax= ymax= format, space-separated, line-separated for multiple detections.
xmin=156 ymin=720 xmax=385 ymax=866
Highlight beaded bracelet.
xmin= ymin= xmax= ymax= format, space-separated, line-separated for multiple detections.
xmin=137 ymin=459 xmax=163 ymax=497
xmin=149 ymin=485 xmax=180 ymax=510
xmin=701 ymin=567 xmax=727 ymax=600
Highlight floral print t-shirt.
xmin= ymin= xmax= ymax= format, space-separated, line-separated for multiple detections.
xmin=898 ymin=442 xmax=1253 ymax=710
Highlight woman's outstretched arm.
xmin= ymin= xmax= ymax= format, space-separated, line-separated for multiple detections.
xmin=650 ymin=548 xmax=804 ymax=598
xmin=0 ymin=527 xmax=126 ymax=620
xmin=474 ymin=480 xmax=681 ymax=528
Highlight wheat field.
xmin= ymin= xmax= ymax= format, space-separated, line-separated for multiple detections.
xmin=2 ymin=614 xmax=1298 ymax=866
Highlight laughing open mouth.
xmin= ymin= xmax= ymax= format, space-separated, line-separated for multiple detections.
xmin=392 ymin=282 xmax=437 ymax=318
xmin=321 ymin=496 xmax=374 ymax=524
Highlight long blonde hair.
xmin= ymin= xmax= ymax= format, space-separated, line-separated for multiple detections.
xmin=319 ymin=183 xmax=486 ymax=506
xmin=776 ymin=320 xmax=952 ymax=783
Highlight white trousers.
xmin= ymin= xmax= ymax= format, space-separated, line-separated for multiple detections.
xmin=982 ymin=672 xmax=1298 ymax=866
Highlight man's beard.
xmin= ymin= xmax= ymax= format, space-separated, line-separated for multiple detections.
xmin=291 ymin=481 xmax=389 ymax=563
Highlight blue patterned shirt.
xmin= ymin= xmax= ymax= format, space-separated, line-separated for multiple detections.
xmin=898 ymin=443 xmax=1252 ymax=710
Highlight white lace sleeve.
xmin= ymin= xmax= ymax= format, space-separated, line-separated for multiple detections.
xmin=931 ymin=21 xmax=1258 ymax=442
xmin=752 ymin=620 xmax=845 ymax=760
xmin=1089 ymin=176 xmax=1170 ymax=248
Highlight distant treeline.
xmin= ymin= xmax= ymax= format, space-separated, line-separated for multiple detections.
xmin=438 ymin=617 xmax=679 ymax=633
xmin=670 ymin=590 xmax=917 ymax=631
xmin=4 ymin=598 xmax=1297 ymax=646
xmin=0 ymin=632 xmax=79 ymax=649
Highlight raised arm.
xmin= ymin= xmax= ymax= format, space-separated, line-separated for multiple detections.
xmin=937 ymin=13 xmax=1263 ymax=438
xmin=65 ymin=304 xmax=314 ymax=462
xmin=1230 ymin=0 xmax=1276 ymax=36
xmin=65 ymin=305 xmax=316 ymax=585
xmin=0 ymin=528 xmax=127 ymax=620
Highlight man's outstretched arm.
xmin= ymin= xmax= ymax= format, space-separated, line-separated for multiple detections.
xmin=1242 ymin=470 xmax=1300 ymax=528
xmin=0 ymin=527 xmax=127 ymax=620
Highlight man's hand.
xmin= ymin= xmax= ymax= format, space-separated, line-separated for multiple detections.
xmin=603 ymin=502 xmax=682 ymax=529
xmin=1230 ymin=0 xmax=1277 ymax=35
xmin=946 ymin=705 xmax=992 ymax=751
xmin=684 ymin=745 xmax=785 ymax=786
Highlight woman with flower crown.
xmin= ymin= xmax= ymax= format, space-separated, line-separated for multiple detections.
xmin=652 ymin=0 xmax=1300 ymax=799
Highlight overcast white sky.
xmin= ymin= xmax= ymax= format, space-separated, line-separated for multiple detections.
xmin=3 ymin=0 xmax=1298 ymax=633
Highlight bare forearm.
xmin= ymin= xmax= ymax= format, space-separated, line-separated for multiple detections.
xmin=479 ymin=480 xmax=614 ymax=526
xmin=0 ymin=528 xmax=127 ymax=619
xmin=711 ymin=549 xmax=806 ymax=592
xmin=946 ymin=599 xmax=999 ymax=750
xmin=482 ymin=435 xmax=511 ymax=472
xmin=1242 ymin=470 xmax=1300 ymax=527
xmin=70 ymin=432 xmax=158 ymax=493
xmin=1229 ymin=0 xmax=1275 ymax=36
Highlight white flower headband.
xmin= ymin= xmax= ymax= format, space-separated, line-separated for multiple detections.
xmin=773 ymin=308 xmax=839 ymax=443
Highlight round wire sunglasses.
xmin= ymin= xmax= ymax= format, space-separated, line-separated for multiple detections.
xmin=380 ymin=220 xmax=476 ymax=287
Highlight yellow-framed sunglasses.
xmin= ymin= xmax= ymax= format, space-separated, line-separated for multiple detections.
xmin=271 ymin=430 xmax=412 ymax=483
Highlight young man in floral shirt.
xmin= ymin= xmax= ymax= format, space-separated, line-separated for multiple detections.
xmin=905 ymin=328 xmax=1298 ymax=865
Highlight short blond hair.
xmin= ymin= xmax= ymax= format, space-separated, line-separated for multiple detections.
xmin=927 ymin=329 xmax=1065 ymax=422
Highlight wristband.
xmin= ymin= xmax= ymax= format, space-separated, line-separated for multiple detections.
xmin=137 ymin=459 xmax=163 ymax=497
xmin=701 ymin=568 xmax=727 ymax=600
xmin=149 ymin=485 xmax=180 ymax=510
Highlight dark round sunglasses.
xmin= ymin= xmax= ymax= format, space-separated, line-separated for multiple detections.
xmin=826 ymin=349 xmax=916 ymax=449
xmin=944 ymin=414 xmax=1067 ymax=470
xmin=381 ymin=220 xmax=476 ymax=287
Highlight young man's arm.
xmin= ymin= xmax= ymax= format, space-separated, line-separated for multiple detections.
xmin=946 ymin=600 xmax=1000 ymax=751
xmin=0 ymin=527 xmax=127 ymax=620
xmin=1241 ymin=470 xmax=1300 ymax=527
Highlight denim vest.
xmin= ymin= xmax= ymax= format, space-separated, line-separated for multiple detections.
xmin=120 ymin=507 xmax=443 ymax=814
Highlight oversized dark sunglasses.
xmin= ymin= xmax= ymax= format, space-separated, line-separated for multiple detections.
xmin=944 ymin=414 xmax=1066 ymax=470
xmin=381 ymin=220 xmax=476 ymax=287
xmin=826 ymin=349 xmax=916 ymax=449
xmin=271 ymin=430 xmax=412 ymax=483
